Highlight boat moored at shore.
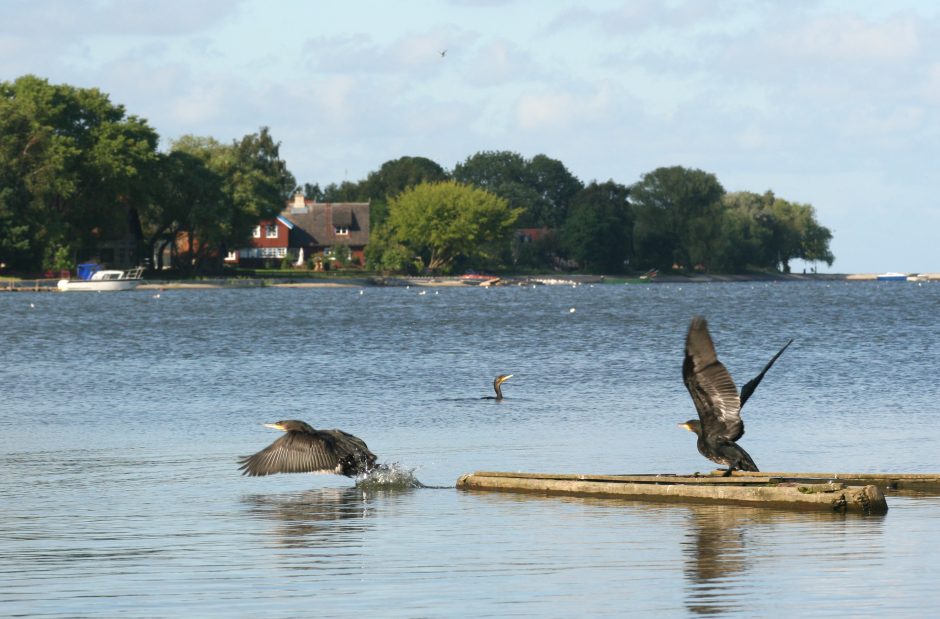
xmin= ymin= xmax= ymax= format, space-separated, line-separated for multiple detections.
xmin=57 ymin=263 xmax=144 ymax=292
xmin=876 ymin=272 xmax=908 ymax=281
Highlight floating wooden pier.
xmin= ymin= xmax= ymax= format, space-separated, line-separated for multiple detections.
xmin=456 ymin=471 xmax=888 ymax=515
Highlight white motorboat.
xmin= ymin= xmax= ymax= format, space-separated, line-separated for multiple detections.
xmin=57 ymin=264 xmax=144 ymax=292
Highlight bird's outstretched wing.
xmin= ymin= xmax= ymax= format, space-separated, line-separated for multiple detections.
xmin=739 ymin=339 xmax=793 ymax=409
xmin=325 ymin=429 xmax=377 ymax=469
xmin=682 ymin=316 xmax=743 ymax=441
xmin=238 ymin=431 xmax=340 ymax=476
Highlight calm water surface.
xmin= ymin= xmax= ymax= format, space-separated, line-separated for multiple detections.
xmin=2 ymin=281 xmax=939 ymax=617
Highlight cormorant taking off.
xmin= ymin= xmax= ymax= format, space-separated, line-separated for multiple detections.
xmin=238 ymin=420 xmax=377 ymax=478
xmin=679 ymin=317 xmax=793 ymax=476
xmin=482 ymin=374 xmax=513 ymax=400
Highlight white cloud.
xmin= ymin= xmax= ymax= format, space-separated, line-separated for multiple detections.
xmin=0 ymin=0 xmax=246 ymax=36
xmin=924 ymin=63 xmax=940 ymax=102
xmin=514 ymin=83 xmax=612 ymax=131
xmin=767 ymin=14 xmax=919 ymax=62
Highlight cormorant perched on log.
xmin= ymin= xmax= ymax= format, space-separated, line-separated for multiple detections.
xmin=679 ymin=316 xmax=792 ymax=476
xmin=482 ymin=374 xmax=513 ymax=400
xmin=238 ymin=420 xmax=377 ymax=478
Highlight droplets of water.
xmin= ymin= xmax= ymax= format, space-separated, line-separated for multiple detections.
xmin=356 ymin=462 xmax=426 ymax=490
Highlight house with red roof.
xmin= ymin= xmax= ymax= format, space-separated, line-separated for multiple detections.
xmin=231 ymin=192 xmax=370 ymax=267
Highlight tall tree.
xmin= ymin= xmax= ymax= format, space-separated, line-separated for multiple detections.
xmin=0 ymin=75 xmax=159 ymax=271
xmin=527 ymin=154 xmax=584 ymax=228
xmin=362 ymin=156 xmax=448 ymax=228
xmin=453 ymin=151 xmax=583 ymax=229
xmin=630 ymin=166 xmax=725 ymax=270
xmin=169 ymin=128 xmax=294 ymax=272
xmin=720 ymin=191 xmax=834 ymax=272
xmin=378 ymin=181 xmax=522 ymax=273
xmin=303 ymin=182 xmax=325 ymax=201
xmin=134 ymin=150 xmax=225 ymax=271
xmin=562 ymin=180 xmax=633 ymax=272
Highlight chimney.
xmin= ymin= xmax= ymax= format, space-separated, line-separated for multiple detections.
xmin=291 ymin=189 xmax=308 ymax=214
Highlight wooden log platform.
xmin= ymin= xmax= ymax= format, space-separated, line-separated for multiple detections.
xmin=720 ymin=470 xmax=940 ymax=493
xmin=456 ymin=471 xmax=888 ymax=515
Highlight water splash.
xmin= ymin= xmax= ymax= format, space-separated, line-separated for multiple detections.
xmin=355 ymin=462 xmax=426 ymax=490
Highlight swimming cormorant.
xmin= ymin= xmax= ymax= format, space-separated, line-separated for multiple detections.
xmin=679 ymin=316 xmax=792 ymax=476
xmin=238 ymin=420 xmax=377 ymax=478
xmin=482 ymin=374 xmax=513 ymax=400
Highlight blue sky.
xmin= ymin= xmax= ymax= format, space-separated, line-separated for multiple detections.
xmin=2 ymin=0 xmax=939 ymax=273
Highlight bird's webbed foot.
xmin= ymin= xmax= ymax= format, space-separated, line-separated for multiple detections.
xmin=722 ymin=467 xmax=734 ymax=477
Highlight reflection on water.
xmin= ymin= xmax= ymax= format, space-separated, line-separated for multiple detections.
xmin=680 ymin=505 xmax=886 ymax=616
xmin=683 ymin=505 xmax=752 ymax=615
xmin=243 ymin=487 xmax=374 ymax=549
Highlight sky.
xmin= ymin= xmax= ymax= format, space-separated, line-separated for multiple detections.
xmin=2 ymin=0 xmax=939 ymax=274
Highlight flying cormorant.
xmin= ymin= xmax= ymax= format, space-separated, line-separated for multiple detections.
xmin=679 ymin=316 xmax=792 ymax=476
xmin=482 ymin=374 xmax=513 ymax=400
xmin=238 ymin=420 xmax=377 ymax=478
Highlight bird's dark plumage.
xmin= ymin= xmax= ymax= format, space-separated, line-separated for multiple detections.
xmin=680 ymin=317 xmax=792 ymax=475
xmin=238 ymin=420 xmax=377 ymax=478
xmin=482 ymin=374 xmax=513 ymax=400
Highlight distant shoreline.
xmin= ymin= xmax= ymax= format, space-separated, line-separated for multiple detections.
xmin=4 ymin=272 xmax=938 ymax=292
xmin=137 ymin=271 xmax=940 ymax=289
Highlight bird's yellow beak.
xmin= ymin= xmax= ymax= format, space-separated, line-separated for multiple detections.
xmin=678 ymin=422 xmax=691 ymax=431
xmin=499 ymin=374 xmax=513 ymax=384
xmin=264 ymin=423 xmax=285 ymax=431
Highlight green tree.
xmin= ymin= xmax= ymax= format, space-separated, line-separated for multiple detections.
xmin=379 ymin=181 xmax=522 ymax=273
xmin=303 ymin=182 xmax=325 ymax=201
xmin=719 ymin=191 xmax=834 ymax=272
xmin=453 ymin=151 xmax=583 ymax=229
xmin=562 ymin=180 xmax=633 ymax=273
xmin=527 ymin=154 xmax=584 ymax=228
xmin=227 ymin=127 xmax=296 ymax=246
xmin=361 ymin=156 xmax=448 ymax=228
xmin=321 ymin=180 xmax=366 ymax=202
xmin=0 ymin=75 xmax=159 ymax=271
xmin=134 ymin=150 xmax=225 ymax=271
xmin=630 ymin=166 xmax=725 ymax=271
xmin=170 ymin=128 xmax=294 ymax=272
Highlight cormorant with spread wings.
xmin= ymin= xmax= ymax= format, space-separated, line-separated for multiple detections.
xmin=238 ymin=420 xmax=377 ymax=478
xmin=679 ymin=316 xmax=792 ymax=475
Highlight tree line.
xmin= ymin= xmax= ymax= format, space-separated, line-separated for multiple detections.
xmin=1 ymin=75 xmax=295 ymax=275
xmin=319 ymin=153 xmax=834 ymax=275
xmin=1 ymin=75 xmax=834 ymax=276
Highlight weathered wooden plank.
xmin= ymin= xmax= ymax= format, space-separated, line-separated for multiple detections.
xmin=720 ymin=471 xmax=940 ymax=492
xmin=472 ymin=471 xmax=806 ymax=485
xmin=456 ymin=471 xmax=887 ymax=515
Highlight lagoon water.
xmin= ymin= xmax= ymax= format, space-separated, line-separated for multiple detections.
xmin=2 ymin=281 xmax=939 ymax=617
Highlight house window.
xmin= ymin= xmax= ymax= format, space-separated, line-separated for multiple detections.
xmin=265 ymin=224 xmax=278 ymax=239
xmin=334 ymin=226 xmax=349 ymax=235
xmin=225 ymin=251 xmax=237 ymax=262
xmin=238 ymin=247 xmax=286 ymax=259
xmin=252 ymin=226 xmax=261 ymax=238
